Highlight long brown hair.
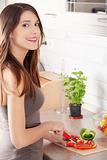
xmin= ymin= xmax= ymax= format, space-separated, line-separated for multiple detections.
xmin=0 ymin=3 xmax=44 ymax=99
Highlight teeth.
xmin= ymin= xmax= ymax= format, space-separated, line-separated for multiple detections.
xmin=29 ymin=39 xmax=37 ymax=41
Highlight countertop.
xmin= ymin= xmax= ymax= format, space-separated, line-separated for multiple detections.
xmin=41 ymin=108 xmax=107 ymax=160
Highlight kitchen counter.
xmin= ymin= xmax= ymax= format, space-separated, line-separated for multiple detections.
xmin=41 ymin=108 xmax=107 ymax=160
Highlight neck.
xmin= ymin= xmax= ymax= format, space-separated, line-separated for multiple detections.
xmin=10 ymin=46 xmax=28 ymax=65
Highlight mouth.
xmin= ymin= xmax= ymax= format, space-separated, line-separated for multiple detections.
xmin=26 ymin=37 xmax=38 ymax=43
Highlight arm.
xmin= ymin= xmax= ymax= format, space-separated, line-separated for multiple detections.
xmin=3 ymin=68 xmax=64 ymax=149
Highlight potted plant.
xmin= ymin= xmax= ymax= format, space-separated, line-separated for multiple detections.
xmin=63 ymin=70 xmax=87 ymax=119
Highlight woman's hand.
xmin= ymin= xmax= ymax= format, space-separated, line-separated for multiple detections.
xmin=48 ymin=131 xmax=66 ymax=146
xmin=42 ymin=121 xmax=66 ymax=146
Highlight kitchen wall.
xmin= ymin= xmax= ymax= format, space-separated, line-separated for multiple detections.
xmin=40 ymin=12 xmax=107 ymax=113
xmin=0 ymin=0 xmax=6 ymax=12
xmin=7 ymin=0 xmax=107 ymax=113
xmin=7 ymin=0 xmax=66 ymax=15
xmin=40 ymin=29 xmax=107 ymax=113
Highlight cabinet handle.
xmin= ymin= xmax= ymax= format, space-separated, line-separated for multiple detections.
xmin=97 ymin=18 xmax=107 ymax=23
xmin=44 ymin=13 xmax=57 ymax=16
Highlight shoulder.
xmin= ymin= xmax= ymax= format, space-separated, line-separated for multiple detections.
xmin=2 ymin=67 xmax=17 ymax=86
xmin=2 ymin=67 xmax=24 ymax=96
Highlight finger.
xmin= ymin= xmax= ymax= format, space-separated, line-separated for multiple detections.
xmin=54 ymin=130 xmax=63 ymax=135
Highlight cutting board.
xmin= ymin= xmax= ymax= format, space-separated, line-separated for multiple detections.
xmin=54 ymin=142 xmax=107 ymax=155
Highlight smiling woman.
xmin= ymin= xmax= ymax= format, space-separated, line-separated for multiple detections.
xmin=9 ymin=10 xmax=41 ymax=62
xmin=0 ymin=3 xmax=65 ymax=160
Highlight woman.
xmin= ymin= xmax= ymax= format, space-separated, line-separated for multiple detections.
xmin=0 ymin=3 xmax=65 ymax=160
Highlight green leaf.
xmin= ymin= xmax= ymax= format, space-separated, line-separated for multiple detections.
xmin=63 ymin=70 xmax=87 ymax=105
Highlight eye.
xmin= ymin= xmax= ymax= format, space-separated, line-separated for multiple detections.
xmin=22 ymin=23 xmax=30 ymax=27
xmin=34 ymin=21 xmax=40 ymax=27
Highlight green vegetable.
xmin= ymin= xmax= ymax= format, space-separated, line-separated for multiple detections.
xmin=80 ymin=128 xmax=96 ymax=140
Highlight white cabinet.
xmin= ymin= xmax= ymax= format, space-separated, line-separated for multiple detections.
xmin=66 ymin=0 xmax=106 ymax=13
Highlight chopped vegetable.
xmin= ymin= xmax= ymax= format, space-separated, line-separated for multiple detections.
xmin=80 ymin=128 xmax=96 ymax=140
xmin=66 ymin=140 xmax=75 ymax=147
xmin=74 ymin=142 xmax=97 ymax=150
xmin=63 ymin=131 xmax=71 ymax=140
xmin=103 ymin=114 xmax=107 ymax=120
xmin=63 ymin=131 xmax=97 ymax=150
xmin=103 ymin=127 xmax=107 ymax=135
xmin=97 ymin=113 xmax=107 ymax=135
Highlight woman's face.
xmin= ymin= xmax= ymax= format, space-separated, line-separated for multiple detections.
xmin=9 ymin=10 xmax=41 ymax=53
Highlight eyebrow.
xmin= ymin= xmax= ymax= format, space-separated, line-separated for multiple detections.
xmin=20 ymin=19 xmax=39 ymax=23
